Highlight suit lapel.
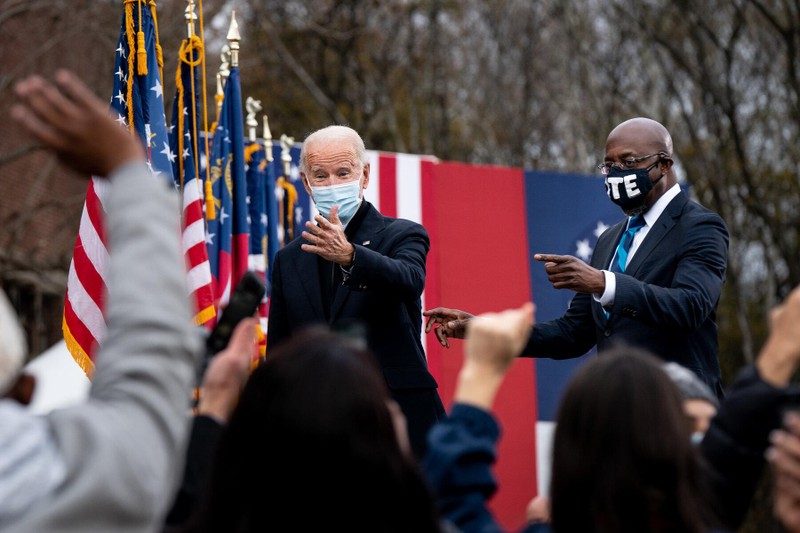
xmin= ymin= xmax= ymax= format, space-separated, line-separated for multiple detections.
xmin=293 ymin=244 xmax=327 ymax=320
xmin=329 ymin=202 xmax=386 ymax=321
xmin=625 ymin=193 xmax=687 ymax=277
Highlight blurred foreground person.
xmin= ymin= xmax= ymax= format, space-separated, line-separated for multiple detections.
xmin=2 ymin=70 xmax=202 ymax=532
xmin=662 ymin=361 xmax=719 ymax=439
xmin=187 ymin=328 xmax=443 ymax=533
xmin=425 ymin=287 xmax=800 ymax=532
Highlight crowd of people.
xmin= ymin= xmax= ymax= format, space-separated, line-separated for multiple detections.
xmin=4 ymin=68 xmax=800 ymax=532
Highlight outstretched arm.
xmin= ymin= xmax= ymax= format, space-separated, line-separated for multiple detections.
xmin=423 ymin=307 xmax=474 ymax=348
xmin=10 ymin=70 xmax=203 ymax=531
xmin=423 ymin=303 xmax=534 ymax=533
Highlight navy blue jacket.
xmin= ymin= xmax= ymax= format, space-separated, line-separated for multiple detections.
xmin=523 ymin=192 xmax=729 ymax=395
xmin=267 ymin=201 xmax=444 ymax=457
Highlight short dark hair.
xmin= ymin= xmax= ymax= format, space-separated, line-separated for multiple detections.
xmin=550 ymin=347 xmax=717 ymax=533
xmin=193 ymin=327 xmax=440 ymax=532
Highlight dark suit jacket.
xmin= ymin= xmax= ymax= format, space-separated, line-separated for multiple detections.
xmin=523 ymin=191 xmax=729 ymax=395
xmin=267 ymin=201 xmax=443 ymax=457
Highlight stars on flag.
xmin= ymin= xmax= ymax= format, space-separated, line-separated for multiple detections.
xmin=151 ymin=79 xmax=163 ymax=99
xmin=161 ymin=141 xmax=176 ymax=163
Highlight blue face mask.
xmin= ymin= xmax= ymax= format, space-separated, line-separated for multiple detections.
xmin=309 ymin=179 xmax=362 ymax=226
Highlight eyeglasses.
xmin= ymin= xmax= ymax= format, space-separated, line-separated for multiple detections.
xmin=596 ymin=152 xmax=664 ymax=175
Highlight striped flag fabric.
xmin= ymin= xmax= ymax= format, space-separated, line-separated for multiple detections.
xmin=63 ymin=1 xmax=173 ymax=373
xmin=205 ymin=67 xmax=249 ymax=309
xmin=245 ymin=140 xmax=268 ymax=353
xmin=169 ymin=34 xmax=216 ymax=327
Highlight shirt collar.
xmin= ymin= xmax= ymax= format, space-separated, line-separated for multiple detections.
xmin=642 ymin=183 xmax=680 ymax=227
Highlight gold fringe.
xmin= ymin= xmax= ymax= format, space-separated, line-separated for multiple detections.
xmin=244 ymin=143 xmax=261 ymax=164
xmin=205 ymin=179 xmax=216 ymax=220
xmin=124 ymin=2 xmax=136 ymax=133
xmin=136 ymin=0 xmax=147 ymax=75
xmin=62 ymin=317 xmax=96 ymax=380
xmin=194 ymin=304 xmax=216 ymax=327
xmin=277 ymin=177 xmax=298 ymax=243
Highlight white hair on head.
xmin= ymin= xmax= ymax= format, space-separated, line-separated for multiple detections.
xmin=0 ymin=289 xmax=26 ymax=395
xmin=299 ymin=125 xmax=367 ymax=175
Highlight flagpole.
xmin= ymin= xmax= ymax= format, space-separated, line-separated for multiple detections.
xmin=227 ymin=10 xmax=240 ymax=69
xmin=215 ymin=47 xmax=230 ymax=124
xmin=280 ymin=134 xmax=294 ymax=179
xmin=263 ymin=115 xmax=273 ymax=162
xmin=184 ymin=0 xmax=202 ymax=193
xmin=185 ymin=0 xmax=196 ymax=38
xmin=246 ymin=97 xmax=262 ymax=143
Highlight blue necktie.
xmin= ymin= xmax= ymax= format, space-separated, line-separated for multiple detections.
xmin=611 ymin=215 xmax=645 ymax=273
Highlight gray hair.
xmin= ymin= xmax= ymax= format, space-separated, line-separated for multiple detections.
xmin=299 ymin=125 xmax=368 ymax=175
xmin=661 ymin=362 xmax=719 ymax=408
xmin=0 ymin=289 xmax=26 ymax=395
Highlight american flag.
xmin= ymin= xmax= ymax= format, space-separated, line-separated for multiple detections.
xmin=205 ymin=67 xmax=249 ymax=310
xmin=169 ymin=34 xmax=216 ymax=328
xmin=63 ymin=2 xmax=174 ymax=373
xmin=245 ymin=140 xmax=268 ymax=353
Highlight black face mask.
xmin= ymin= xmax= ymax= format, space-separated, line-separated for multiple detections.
xmin=604 ymin=162 xmax=662 ymax=214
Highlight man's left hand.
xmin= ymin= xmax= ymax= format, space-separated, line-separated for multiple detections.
xmin=534 ymin=253 xmax=605 ymax=294
xmin=301 ymin=205 xmax=355 ymax=267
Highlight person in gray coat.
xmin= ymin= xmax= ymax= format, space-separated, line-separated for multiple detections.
xmin=1 ymin=69 xmax=203 ymax=532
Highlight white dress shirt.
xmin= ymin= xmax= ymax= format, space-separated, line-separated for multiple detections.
xmin=597 ymin=183 xmax=682 ymax=307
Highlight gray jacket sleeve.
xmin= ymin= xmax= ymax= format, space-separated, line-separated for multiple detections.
xmin=10 ymin=163 xmax=203 ymax=533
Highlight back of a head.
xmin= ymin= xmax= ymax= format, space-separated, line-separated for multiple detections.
xmin=0 ymin=289 xmax=27 ymax=396
xmin=661 ymin=362 xmax=719 ymax=409
xmin=197 ymin=327 xmax=439 ymax=532
xmin=550 ymin=348 xmax=715 ymax=533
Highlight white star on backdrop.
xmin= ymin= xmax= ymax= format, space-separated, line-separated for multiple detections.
xmin=151 ymin=80 xmax=163 ymax=99
xmin=575 ymin=239 xmax=593 ymax=262
xmin=594 ymin=221 xmax=609 ymax=238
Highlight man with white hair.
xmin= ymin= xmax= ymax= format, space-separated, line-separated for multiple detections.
xmin=267 ymin=125 xmax=444 ymax=459
xmin=2 ymin=70 xmax=203 ymax=532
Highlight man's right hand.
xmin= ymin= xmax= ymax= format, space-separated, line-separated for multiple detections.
xmin=11 ymin=69 xmax=143 ymax=178
xmin=423 ymin=307 xmax=474 ymax=348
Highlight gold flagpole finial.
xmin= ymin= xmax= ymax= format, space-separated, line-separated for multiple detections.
xmin=263 ymin=116 xmax=274 ymax=163
xmin=245 ymin=97 xmax=262 ymax=142
xmin=280 ymin=134 xmax=294 ymax=178
xmin=227 ymin=10 xmax=241 ymax=69
xmin=184 ymin=0 xmax=197 ymax=38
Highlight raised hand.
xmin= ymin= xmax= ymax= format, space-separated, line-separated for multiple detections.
xmin=198 ymin=318 xmax=258 ymax=423
xmin=770 ymin=412 xmax=800 ymax=532
xmin=453 ymin=302 xmax=534 ymax=409
xmin=11 ymin=69 xmax=143 ymax=178
xmin=534 ymin=253 xmax=605 ymax=294
xmin=423 ymin=307 xmax=474 ymax=348
xmin=465 ymin=302 xmax=535 ymax=375
xmin=756 ymin=284 xmax=800 ymax=387
xmin=300 ymin=204 xmax=356 ymax=267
